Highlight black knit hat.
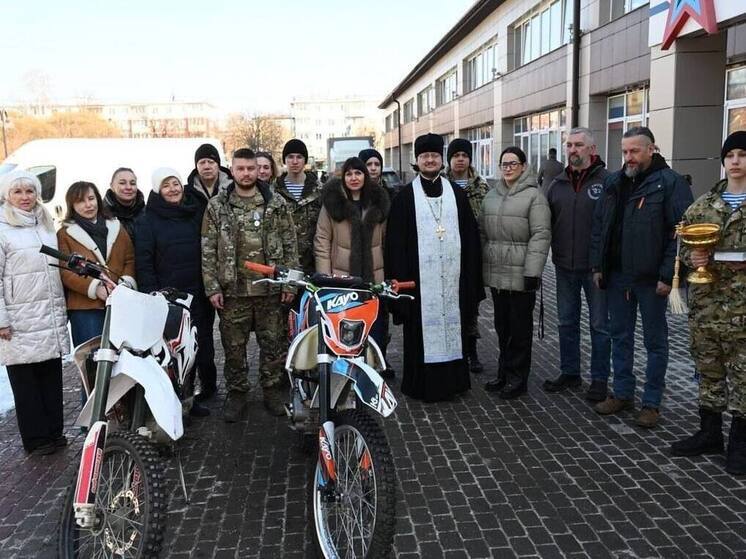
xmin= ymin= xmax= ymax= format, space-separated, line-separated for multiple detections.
xmin=282 ymin=139 xmax=308 ymax=162
xmin=447 ymin=138 xmax=472 ymax=163
xmin=721 ymin=131 xmax=746 ymax=164
xmin=194 ymin=143 xmax=221 ymax=166
xmin=415 ymin=133 xmax=444 ymax=158
xmin=358 ymin=148 xmax=383 ymax=166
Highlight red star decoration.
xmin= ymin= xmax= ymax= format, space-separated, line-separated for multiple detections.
xmin=662 ymin=0 xmax=718 ymax=50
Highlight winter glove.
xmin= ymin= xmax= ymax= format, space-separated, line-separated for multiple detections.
xmin=523 ymin=276 xmax=540 ymax=292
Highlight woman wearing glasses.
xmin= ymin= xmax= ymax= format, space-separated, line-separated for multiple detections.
xmin=480 ymin=146 xmax=551 ymax=399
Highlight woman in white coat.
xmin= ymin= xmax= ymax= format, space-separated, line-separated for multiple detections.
xmin=0 ymin=170 xmax=70 ymax=455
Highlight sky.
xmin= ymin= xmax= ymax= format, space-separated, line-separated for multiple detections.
xmin=1 ymin=0 xmax=475 ymax=114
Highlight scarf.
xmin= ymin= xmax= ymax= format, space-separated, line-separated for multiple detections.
xmin=73 ymin=214 xmax=108 ymax=260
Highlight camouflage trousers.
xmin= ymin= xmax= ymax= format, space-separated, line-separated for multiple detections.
xmin=690 ymin=324 xmax=746 ymax=417
xmin=218 ymin=295 xmax=286 ymax=393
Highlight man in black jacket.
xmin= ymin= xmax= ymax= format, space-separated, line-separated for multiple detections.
xmin=543 ymin=128 xmax=610 ymax=401
xmin=184 ymin=143 xmax=232 ymax=402
xmin=589 ymin=127 xmax=693 ymax=428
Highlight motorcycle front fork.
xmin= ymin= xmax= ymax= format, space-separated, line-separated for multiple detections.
xmin=73 ymin=305 xmax=116 ymax=529
xmin=316 ymin=320 xmax=338 ymax=500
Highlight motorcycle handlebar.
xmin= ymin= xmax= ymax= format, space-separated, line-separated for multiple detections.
xmin=392 ymin=280 xmax=416 ymax=292
xmin=244 ymin=261 xmax=276 ymax=277
xmin=39 ymin=244 xmax=70 ymax=262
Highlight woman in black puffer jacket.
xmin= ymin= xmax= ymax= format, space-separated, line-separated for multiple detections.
xmin=134 ymin=167 xmax=214 ymax=416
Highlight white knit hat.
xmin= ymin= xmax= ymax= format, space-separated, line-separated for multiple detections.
xmin=151 ymin=167 xmax=183 ymax=193
xmin=0 ymin=169 xmax=43 ymax=202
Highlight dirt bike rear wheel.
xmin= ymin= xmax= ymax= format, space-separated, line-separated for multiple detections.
xmin=58 ymin=431 xmax=167 ymax=558
xmin=309 ymin=409 xmax=396 ymax=558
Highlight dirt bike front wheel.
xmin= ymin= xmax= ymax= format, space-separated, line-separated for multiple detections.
xmin=58 ymin=431 xmax=167 ymax=558
xmin=309 ymin=409 xmax=396 ymax=558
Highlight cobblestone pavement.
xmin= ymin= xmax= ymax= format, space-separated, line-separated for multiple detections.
xmin=1 ymin=263 xmax=746 ymax=558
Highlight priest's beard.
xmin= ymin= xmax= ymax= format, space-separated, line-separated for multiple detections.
xmin=420 ymin=169 xmax=440 ymax=180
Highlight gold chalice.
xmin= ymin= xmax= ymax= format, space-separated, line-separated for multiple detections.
xmin=678 ymin=223 xmax=721 ymax=284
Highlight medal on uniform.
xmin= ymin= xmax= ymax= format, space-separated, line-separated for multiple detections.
xmin=253 ymin=211 xmax=261 ymax=228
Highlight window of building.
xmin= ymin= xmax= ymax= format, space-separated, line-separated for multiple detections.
xmin=403 ymin=99 xmax=415 ymax=123
xmin=511 ymin=0 xmax=567 ymax=70
xmin=436 ymin=69 xmax=458 ymax=106
xmin=464 ymin=125 xmax=494 ymax=178
xmin=608 ymin=0 xmax=648 ymax=21
xmin=725 ymin=66 xmax=746 ymax=137
xmin=441 ymin=133 xmax=453 ymax=162
xmin=418 ymin=86 xmax=435 ymax=116
xmin=512 ymin=108 xmax=567 ymax=172
xmin=606 ymin=88 xmax=649 ymax=166
xmin=464 ymin=42 xmax=497 ymax=93
xmin=393 ymin=109 xmax=400 ymax=128
xmin=385 ymin=115 xmax=392 ymax=132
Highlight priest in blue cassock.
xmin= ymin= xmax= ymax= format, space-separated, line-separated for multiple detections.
xmin=384 ymin=133 xmax=484 ymax=403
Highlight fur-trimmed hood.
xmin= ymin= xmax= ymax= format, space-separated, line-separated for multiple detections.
xmin=321 ymin=177 xmax=390 ymax=224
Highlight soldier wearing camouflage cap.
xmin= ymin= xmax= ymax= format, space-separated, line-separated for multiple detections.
xmin=671 ymin=131 xmax=746 ymax=476
xmin=202 ymin=148 xmax=299 ymax=421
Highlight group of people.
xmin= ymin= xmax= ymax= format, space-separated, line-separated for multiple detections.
xmin=0 ymin=127 xmax=744 ymax=476
xmin=537 ymin=126 xmax=746 ymax=477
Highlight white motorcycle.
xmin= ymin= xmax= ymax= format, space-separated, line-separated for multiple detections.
xmin=41 ymin=245 xmax=198 ymax=559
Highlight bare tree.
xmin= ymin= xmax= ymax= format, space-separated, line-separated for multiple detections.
xmin=222 ymin=113 xmax=287 ymax=160
xmin=4 ymin=111 xmax=121 ymax=156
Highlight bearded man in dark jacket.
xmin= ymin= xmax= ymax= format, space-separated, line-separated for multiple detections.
xmin=543 ymin=127 xmax=611 ymax=402
xmin=589 ymin=127 xmax=693 ymax=428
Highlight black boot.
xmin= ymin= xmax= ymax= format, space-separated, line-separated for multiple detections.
xmin=726 ymin=416 xmax=746 ymax=475
xmin=499 ymin=373 xmax=527 ymax=400
xmin=485 ymin=369 xmax=506 ymax=392
xmin=670 ymin=408 xmax=724 ymax=457
xmin=466 ymin=337 xmax=484 ymax=374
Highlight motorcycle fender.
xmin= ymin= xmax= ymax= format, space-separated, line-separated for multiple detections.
xmin=76 ymin=351 xmax=184 ymax=440
xmin=331 ymin=358 xmax=397 ymax=418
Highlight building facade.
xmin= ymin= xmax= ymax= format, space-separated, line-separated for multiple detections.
xmin=9 ymin=100 xmax=220 ymax=139
xmin=380 ymin=0 xmax=746 ymax=194
xmin=290 ymin=96 xmax=383 ymax=167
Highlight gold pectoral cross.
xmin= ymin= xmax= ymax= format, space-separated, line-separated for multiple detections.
xmin=436 ymin=223 xmax=446 ymax=241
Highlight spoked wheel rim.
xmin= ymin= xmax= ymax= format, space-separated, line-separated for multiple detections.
xmin=73 ymin=448 xmax=147 ymax=558
xmin=314 ymin=424 xmax=378 ymax=559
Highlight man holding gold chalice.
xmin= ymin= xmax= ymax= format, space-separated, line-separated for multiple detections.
xmin=671 ymin=131 xmax=746 ymax=476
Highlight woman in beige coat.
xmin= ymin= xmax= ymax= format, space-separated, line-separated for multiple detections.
xmin=0 ymin=170 xmax=70 ymax=455
xmin=480 ymin=146 xmax=551 ymax=399
xmin=314 ymin=157 xmax=390 ymax=351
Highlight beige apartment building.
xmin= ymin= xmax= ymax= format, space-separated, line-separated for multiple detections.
xmin=290 ymin=96 xmax=383 ymax=167
xmin=380 ymin=0 xmax=746 ymax=195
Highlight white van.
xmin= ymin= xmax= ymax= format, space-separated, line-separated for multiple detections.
xmin=0 ymin=137 xmax=225 ymax=220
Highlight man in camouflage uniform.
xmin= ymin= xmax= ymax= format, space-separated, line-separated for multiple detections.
xmin=446 ymin=138 xmax=491 ymax=374
xmin=273 ymin=139 xmax=322 ymax=275
xmin=671 ymin=131 xmax=746 ymax=475
xmin=202 ymin=148 xmax=299 ymax=421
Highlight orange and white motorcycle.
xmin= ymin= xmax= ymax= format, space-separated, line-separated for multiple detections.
xmin=246 ymin=261 xmax=414 ymax=559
